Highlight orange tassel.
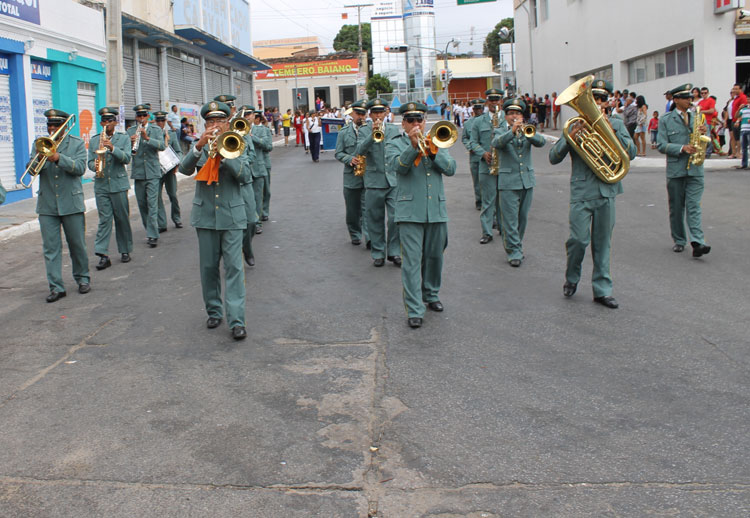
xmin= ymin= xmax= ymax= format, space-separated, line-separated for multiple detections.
xmin=195 ymin=155 xmax=221 ymax=185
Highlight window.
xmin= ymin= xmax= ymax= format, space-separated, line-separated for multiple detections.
xmin=628 ymin=42 xmax=693 ymax=84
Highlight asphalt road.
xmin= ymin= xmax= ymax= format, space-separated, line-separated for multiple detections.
xmin=1 ymin=136 xmax=749 ymax=517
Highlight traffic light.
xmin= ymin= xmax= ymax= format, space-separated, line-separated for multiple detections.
xmin=384 ymin=45 xmax=408 ymax=53
xmin=296 ymin=92 xmax=302 ymax=99
xmin=447 ymin=69 xmax=453 ymax=81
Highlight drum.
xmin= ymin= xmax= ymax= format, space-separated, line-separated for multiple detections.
xmin=159 ymin=146 xmax=181 ymax=174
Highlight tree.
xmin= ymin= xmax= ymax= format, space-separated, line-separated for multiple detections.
xmin=483 ymin=18 xmax=514 ymax=65
xmin=333 ymin=23 xmax=372 ymax=56
xmin=366 ymin=74 xmax=392 ymax=99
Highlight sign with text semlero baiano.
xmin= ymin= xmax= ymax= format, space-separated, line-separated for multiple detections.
xmin=255 ymin=59 xmax=359 ymax=80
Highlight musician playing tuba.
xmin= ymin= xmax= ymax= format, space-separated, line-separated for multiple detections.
xmin=334 ymin=99 xmax=369 ymax=247
xmin=549 ymin=78 xmax=635 ymax=309
xmin=656 ymin=83 xmax=711 ymax=258
xmin=33 ymin=109 xmax=90 ymax=302
xmin=153 ymin=111 xmax=184 ymax=231
xmin=87 ymin=106 xmax=133 ymax=271
xmin=490 ymin=98 xmax=546 ymax=268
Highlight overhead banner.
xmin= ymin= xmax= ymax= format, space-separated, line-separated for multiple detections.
xmin=255 ymin=59 xmax=359 ymax=80
xmin=0 ymin=0 xmax=41 ymax=25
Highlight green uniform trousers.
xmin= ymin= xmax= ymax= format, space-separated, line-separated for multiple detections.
xmin=134 ymin=178 xmax=160 ymax=239
xmin=479 ymin=173 xmax=501 ymax=236
xmin=667 ymin=176 xmax=705 ymax=246
xmin=94 ymin=191 xmax=133 ymax=256
xmin=241 ymin=183 xmax=258 ymax=260
xmin=470 ymin=160 xmax=481 ymax=205
xmin=399 ymin=222 xmax=448 ymax=318
xmin=252 ymin=177 xmax=266 ymax=227
xmin=565 ymin=197 xmax=616 ymax=298
xmin=157 ymin=172 xmax=182 ymax=230
xmin=499 ymin=188 xmax=533 ymax=261
xmin=39 ymin=213 xmax=90 ymax=293
xmin=262 ymin=169 xmax=271 ymax=218
xmin=196 ymin=228 xmax=246 ymax=328
xmin=343 ymin=186 xmax=367 ymax=241
xmin=365 ymin=186 xmax=399 ymax=259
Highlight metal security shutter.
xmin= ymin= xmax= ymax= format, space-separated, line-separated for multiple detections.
xmin=206 ymin=69 xmax=221 ymax=98
xmin=184 ymin=62 xmax=202 ymax=105
xmin=31 ymin=79 xmax=53 ymax=138
xmin=236 ymin=78 xmax=251 ymax=105
xmin=123 ymin=56 xmax=136 ymax=119
xmin=140 ymin=61 xmax=161 ymax=111
xmin=0 ymin=75 xmax=17 ymax=190
xmin=167 ymin=56 xmax=185 ymax=101
xmin=220 ymin=72 xmax=230 ymax=94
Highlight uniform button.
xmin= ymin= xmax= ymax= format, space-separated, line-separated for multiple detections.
xmin=428 ymin=196 xmax=432 ymax=199
xmin=427 ymin=173 xmax=431 ymax=176
xmin=215 ymin=205 xmax=219 ymax=209
xmin=215 ymin=194 xmax=219 ymax=198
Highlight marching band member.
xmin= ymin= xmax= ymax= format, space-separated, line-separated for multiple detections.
xmin=549 ymin=79 xmax=635 ymax=309
xmin=386 ymin=102 xmax=456 ymax=328
xmin=461 ymin=99 xmax=485 ymax=210
xmin=238 ymin=104 xmax=259 ymax=266
xmin=128 ymin=104 xmax=165 ymax=248
xmin=656 ymin=83 xmax=711 ymax=258
xmin=356 ymin=98 xmax=401 ymax=267
xmin=335 ymin=99 xmax=368 ymax=245
xmin=250 ymin=108 xmax=273 ymax=234
xmin=178 ymin=101 xmax=252 ymax=340
xmin=491 ymin=97 xmax=546 ymax=267
xmin=88 ymin=106 xmax=133 ymax=270
xmin=153 ymin=111 xmax=183 ymax=232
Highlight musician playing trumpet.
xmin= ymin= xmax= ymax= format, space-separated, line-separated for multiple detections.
xmin=491 ymin=98 xmax=546 ymax=267
xmin=334 ymin=99 xmax=369 ymax=246
xmin=87 ymin=107 xmax=133 ymax=271
xmin=549 ymin=79 xmax=635 ymax=309
xmin=153 ymin=111 xmax=183 ymax=231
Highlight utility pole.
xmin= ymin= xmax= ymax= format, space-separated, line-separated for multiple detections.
xmin=106 ymin=0 xmax=123 ymax=128
xmin=344 ymin=3 xmax=373 ymax=97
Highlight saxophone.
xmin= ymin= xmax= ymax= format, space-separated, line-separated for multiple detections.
xmin=94 ymin=132 xmax=109 ymax=178
xmin=489 ymin=110 xmax=500 ymax=175
xmin=353 ymin=155 xmax=366 ymax=176
xmin=687 ymin=107 xmax=711 ymax=171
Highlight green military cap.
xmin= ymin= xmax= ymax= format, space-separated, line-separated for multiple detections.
xmin=200 ymin=101 xmax=231 ymax=120
xmin=98 ymin=106 xmax=119 ymax=119
xmin=471 ymin=98 xmax=485 ymax=106
xmin=485 ymin=88 xmax=504 ymax=100
xmin=133 ymin=104 xmax=150 ymax=115
xmin=503 ymin=97 xmax=526 ymax=113
xmin=350 ymin=99 xmax=367 ymax=113
xmin=214 ymin=94 xmax=236 ymax=105
xmin=239 ymin=104 xmax=255 ymax=112
xmin=398 ymin=101 xmax=427 ymax=115
xmin=44 ymin=109 xmax=69 ymax=124
xmin=669 ymin=83 xmax=693 ymax=99
xmin=366 ymin=98 xmax=388 ymax=111
xmin=591 ymin=79 xmax=613 ymax=96
xmin=153 ymin=110 xmax=168 ymax=120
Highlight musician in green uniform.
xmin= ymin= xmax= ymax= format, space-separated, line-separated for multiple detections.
xmin=469 ymin=88 xmax=505 ymax=244
xmin=33 ymin=109 xmax=90 ymax=302
xmin=656 ymin=83 xmax=711 ymax=257
xmin=386 ymin=102 xmax=456 ymax=328
xmin=88 ymin=106 xmax=133 ymax=270
xmin=128 ymin=104 xmax=165 ymax=247
xmin=491 ymin=97 xmax=546 ymax=267
xmin=153 ymin=111 xmax=183 ymax=232
xmin=178 ymin=101 xmax=251 ymax=340
xmin=549 ymin=79 xmax=636 ymax=309
xmin=335 ymin=99 xmax=368 ymax=245
xmin=250 ymin=109 xmax=273 ymax=234
xmin=356 ymin=98 xmax=401 ymax=267
xmin=238 ymin=104 xmax=258 ymax=266
xmin=461 ymin=99 xmax=485 ymax=210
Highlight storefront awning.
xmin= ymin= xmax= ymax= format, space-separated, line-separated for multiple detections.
xmin=122 ymin=14 xmax=190 ymax=47
xmin=175 ymin=26 xmax=270 ymax=71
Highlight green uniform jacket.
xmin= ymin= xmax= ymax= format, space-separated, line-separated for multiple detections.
xmin=178 ymin=144 xmax=252 ymax=230
xmin=34 ymin=135 xmax=87 ymax=216
xmin=241 ymin=133 xmax=257 ymax=185
xmin=250 ymin=124 xmax=272 ymax=177
xmin=549 ymin=116 xmax=636 ymax=201
xmin=386 ymin=133 xmax=456 ymax=224
xmin=335 ymin=122 xmax=364 ymax=189
xmin=468 ymin=110 xmax=505 ymax=174
xmin=492 ymin=126 xmax=546 ymax=190
xmin=88 ymin=132 xmax=132 ymax=194
xmin=355 ymin=122 xmax=400 ymax=189
xmin=128 ymin=123 xmax=165 ymax=180
xmin=656 ymin=109 xmax=704 ymax=178
xmin=461 ymin=117 xmax=482 ymax=164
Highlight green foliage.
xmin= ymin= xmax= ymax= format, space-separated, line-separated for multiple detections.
xmin=366 ymin=74 xmax=393 ymax=99
xmin=483 ymin=18 xmax=514 ymax=64
xmin=333 ymin=23 xmax=372 ymax=55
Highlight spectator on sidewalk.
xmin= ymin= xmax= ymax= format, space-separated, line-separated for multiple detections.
xmin=307 ymin=111 xmax=321 ymax=162
xmin=734 ymin=101 xmax=750 ymax=169
xmin=634 ymin=96 xmax=648 ymax=156
xmin=697 ymin=87 xmax=717 ymax=158
xmin=167 ymin=105 xmax=180 ymax=132
xmin=623 ymin=93 xmax=638 ymax=138
xmin=730 ymin=84 xmax=747 ymax=159
xmin=648 ymin=111 xmax=659 ymax=149
xmin=282 ymin=108 xmax=292 ymax=146
xmin=294 ymin=110 xmax=304 ymax=147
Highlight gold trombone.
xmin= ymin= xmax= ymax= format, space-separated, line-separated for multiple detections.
xmin=207 ymin=129 xmax=246 ymax=160
xmin=416 ymin=121 xmax=458 ymax=156
xmin=20 ymin=114 xmax=76 ymax=188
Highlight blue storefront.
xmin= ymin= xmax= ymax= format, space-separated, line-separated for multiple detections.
xmin=0 ymin=37 xmax=31 ymax=204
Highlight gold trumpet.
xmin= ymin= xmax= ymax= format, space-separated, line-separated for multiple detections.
xmin=416 ymin=121 xmax=458 ymax=156
xmin=372 ymin=120 xmax=384 ymax=142
xmin=231 ymin=117 xmax=251 ymax=136
xmin=517 ymin=124 xmax=536 ymax=138
xmin=208 ymin=129 xmax=246 ymax=160
xmin=20 ymin=114 xmax=76 ymax=188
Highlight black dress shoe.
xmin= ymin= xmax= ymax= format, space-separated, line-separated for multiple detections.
xmin=388 ymin=256 xmax=402 ymax=267
xmin=78 ymin=283 xmax=91 ymax=294
xmin=261 ymin=215 xmax=269 ymax=222
xmin=563 ymin=282 xmax=577 ymax=297
xmin=96 ymin=255 xmax=111 ymax=270
xmin=373 ymin=258 xmax=385 ymax=267
xmin=691 ymin=241 xmax=711 ymax=257
xmin=255 ymin=226 xmax=263 ymax=234
xmin=175 ymin=222 xmax=183 ymax=228
xmin=351 ymin=238 xmax=361 ymax=245
xmin=206 ymin=317 xmax=222 ymax=329
xmin=672 ymin=244 xmax=685 ymax=253
xmin=244 ymin=254 xmax=255 ymax=267
xmin=475 ymin=201 xmax=482 ymax=210
xmin=46 ymin=291 xmax=66 ymax=303
xmin=594 ymin=296 xmax=619 ymax=309
xmin=479 ymin=234 xmax=493 ymax=244
xmin=407 ymin=317 xmax=423 ymax=328
xmin=427 ymin=301 xmax=444 ymax=312
xmin=147 ymin=238 xmax=158 ymax=248
xmin=509 ymin=258 xmax=522 ymax=267
xmin=158 ymin=228 xmax=167 ymax=233
xmin=232 ymin=326 xmax=247 ymax=340
xmin=121 ymin=253 xmax=131 ymax=263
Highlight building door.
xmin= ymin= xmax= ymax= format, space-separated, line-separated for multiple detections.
xmin=339 ymin=85 xmax=355 ymax=106
xmin=314 ymin=87 xmax=330 ymax=109
xmin=31 ymin=78 xmax=53 ymax=139
xmin=263 ymin=89 xmax=279 ymax=111
xmin=0 ymin=69 xmax=16 ymax=191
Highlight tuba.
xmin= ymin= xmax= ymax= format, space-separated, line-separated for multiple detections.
xmin=20 ymin=114 xmax=76 ymax=188
xmin=556 ymin=75 xmax=630 ymax=184
xmin=686 ymin=107 xmax=711 ymax=171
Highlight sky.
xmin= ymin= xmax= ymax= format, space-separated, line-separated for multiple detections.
xmin=250 ymin=0 xmax=513 ymax=56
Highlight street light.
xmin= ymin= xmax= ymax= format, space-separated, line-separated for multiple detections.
xmin=500 ymin=2 xmax=535 ymax=96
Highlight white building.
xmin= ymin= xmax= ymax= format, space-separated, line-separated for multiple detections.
xmin=513 ymin=0 xmax=744 ymax=115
